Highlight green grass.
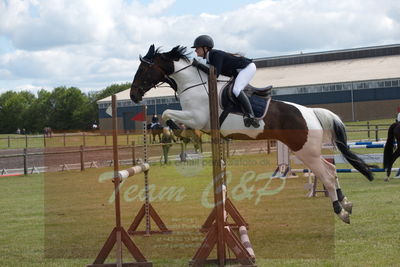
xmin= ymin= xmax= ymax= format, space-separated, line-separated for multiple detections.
xmin=0 ymin=133 xmax=149 ymax=149
xmin=1 ymin=152 xmax=400 ymax=267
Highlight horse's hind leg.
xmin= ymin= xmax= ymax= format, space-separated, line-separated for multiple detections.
xmin=296 ymin=150 xmax=350 ymax=224
xmin=322 ymin=157 xmax=352 ymax=222
xmin=335 ymin=176 xmax=353 ymax=214
xmin=321 ymin=158 xmax=353 ymax=214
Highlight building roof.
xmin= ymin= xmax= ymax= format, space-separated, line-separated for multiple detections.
xmin=254 ymin=43 xmax=400 ymax=67
xmin=252 ymin=54 xmax=400 ymax=88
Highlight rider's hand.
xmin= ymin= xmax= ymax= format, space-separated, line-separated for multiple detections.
xmin=192 ymin=58 xmax=200 ymax=67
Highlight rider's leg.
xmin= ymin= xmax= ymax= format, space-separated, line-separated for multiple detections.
xmin=233 ymin=63 xmax=259 ymax=128
xmin=237 ymin=91 xmax=259 ymax=128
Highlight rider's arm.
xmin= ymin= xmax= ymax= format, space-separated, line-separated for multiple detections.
xmin=192 ymin=59 xmax=210 ymax=74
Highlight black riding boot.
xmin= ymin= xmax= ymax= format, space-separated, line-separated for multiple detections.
xmin=237 ymin=91 xmax=260 ymax=128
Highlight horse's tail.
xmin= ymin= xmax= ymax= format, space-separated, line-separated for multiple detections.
xmin=313 ymin=108 xmax=374 ymax=181
xmin=383 ymin=122 xmax=397 ymax=176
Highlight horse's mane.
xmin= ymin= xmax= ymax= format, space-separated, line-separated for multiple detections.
xmin=158 ymin=45 xmax=191 ymax=63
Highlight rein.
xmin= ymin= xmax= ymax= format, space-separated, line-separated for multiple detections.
xmin=175 ymin=64 xmax=229 ymax=96
xmin=167 ymin=63 xmax=208 ymax=97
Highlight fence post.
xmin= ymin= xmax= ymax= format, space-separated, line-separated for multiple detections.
xmin=63 ymin=133 xmax=66 ymax=147
xmin=23 ymin=148 xmax=28 ymax=175
xmin=226 ymin=139 xmax=230 ymax=158
xmin=375 ymin=125 xmax=379 ymax=141
xmin=131 ymin=141 xmax=136 ymax=165
xmin=80 ymin=145 xmax=85 ymax=171
xmin=367 ymin=121 xmax=370 ymax=139
xmin=104 ymin=134 xmax=107 ymax=145
xmin=83 ymin=132 xmax=86 ymax=147
xmin=25 ymin=134 xmax=28 ymax=148
xmin=8 ymin=136 xmax=10 ymax=148
xmin=126 ymin=134 xmax=129 ymax=145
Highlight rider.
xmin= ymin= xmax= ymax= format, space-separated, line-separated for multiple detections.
xmin=151 ymin=113 xmax=160 ymax=128
xmin=191 ymin=34 xmax=260 ymax=128
xmin=397 ymin=107 xmax=400 ymax=122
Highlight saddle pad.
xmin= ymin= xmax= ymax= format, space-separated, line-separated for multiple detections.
xmin=220 ymin=91 xmax=269 ymax=119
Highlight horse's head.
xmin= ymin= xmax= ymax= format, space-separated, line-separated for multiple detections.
xmin=130 ymin=44 xmax=190 ymax=103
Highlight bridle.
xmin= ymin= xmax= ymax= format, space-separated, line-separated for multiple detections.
xmin=138 ymin=58 xmax=208 ymax=98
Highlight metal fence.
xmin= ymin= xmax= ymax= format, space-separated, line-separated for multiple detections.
xmin=0 ymin=139 xmax=276 ymax=176
xmin=345 ymin=123 xmax=391 ymax=141
xmin=1 ymin=122 xmax=392 ymax=176
xmin=0 ymin=132 xmax=151 ymax=149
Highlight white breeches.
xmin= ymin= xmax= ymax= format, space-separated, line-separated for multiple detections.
xmin=232 ymin=62 xmax=256 ymax=97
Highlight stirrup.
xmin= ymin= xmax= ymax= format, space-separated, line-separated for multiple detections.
xmin=244 ymin=116 xmax=260 ymax=128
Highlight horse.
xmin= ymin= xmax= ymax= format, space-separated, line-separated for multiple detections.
xmin=43 ymin=127 xmax=52 ymax=138
xmin=166 ymin=121 xmax=203 ymax=160
xmin=383 ymin=121 xmax=400 ymax=181
xmin=147 ymin=122 xmax=163 ymax=143
xmin=129 ymin=44 xmax=375 ymax=224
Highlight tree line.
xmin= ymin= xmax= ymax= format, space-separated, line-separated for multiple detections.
xmin=0 ymin=83 xmax=130 ymax=134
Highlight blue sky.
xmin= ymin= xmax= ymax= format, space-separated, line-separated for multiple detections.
xmin=0 ymin=0 xmax=399 ymax=94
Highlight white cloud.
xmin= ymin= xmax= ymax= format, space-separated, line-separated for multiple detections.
xmin=0 ymin=0 xmax=399 ymax=93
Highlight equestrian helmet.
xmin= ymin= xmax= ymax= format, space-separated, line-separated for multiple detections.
xmin=192 ymin=35 xmax=214 ymax=48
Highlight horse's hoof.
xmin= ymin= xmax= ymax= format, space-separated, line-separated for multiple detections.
xmin=384 ymin=178 xmax=389 ymax=182
xmin=338 ymin=209 xmax=350 ymax=224
xmin=340 ymin=197 xmax=353 ymax=214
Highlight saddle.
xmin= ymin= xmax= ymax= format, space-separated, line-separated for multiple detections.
xmin=219 ymin=79 xmax=272 ymax=126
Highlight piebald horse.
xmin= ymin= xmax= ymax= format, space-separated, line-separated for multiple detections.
xmin=130 ymin=45 xmax=375 ymax=224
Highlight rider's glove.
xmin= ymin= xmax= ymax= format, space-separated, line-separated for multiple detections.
xmin=192 ymin=59 xmax=210 ymax=74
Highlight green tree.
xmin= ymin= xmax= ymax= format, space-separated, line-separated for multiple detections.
xmin=94 ymin=82 xmax=131 ymax=101
xmin=24 ymin=89 xmax=52 ymax=133
xmin=0 ymin=91 xmax=35 ymax=133
xmin=0 ymin=82 xmax=131 ymax=133
xmin=48 ymin=87 xmax=89 ymax=130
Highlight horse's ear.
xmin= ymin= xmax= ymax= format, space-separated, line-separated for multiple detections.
xmin=141 ymin=44 xmax=156 ymax=63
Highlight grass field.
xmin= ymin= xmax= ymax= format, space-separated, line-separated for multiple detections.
xmin=1 ymin=150 xmax=400 ymax=267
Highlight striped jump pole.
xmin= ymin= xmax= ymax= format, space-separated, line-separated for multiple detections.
xmin=118 ymin=163 xmax=150 ymax=179
xmin=348 ymin=144 xmax=385 ymax=149
xmin=323 ymin=143 xmax=386 ymax=149
xmin=336 ymin=168 xmax=400 ymax=173
xmin=346 ymin=141 xmax=387 ymax=146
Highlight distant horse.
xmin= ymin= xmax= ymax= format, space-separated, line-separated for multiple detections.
xmin=161 ymin=127 xmax=174 ymax=164
xmin=147 ymin=123 xmax=163 ymax=143
xmin=383 ymin=121 xmax=400 ymax=181
xmin=166 ymin=121 xmax=203 ymax=157
xmin=130 ymin=44 xmax=375 ymax=224
xmin=43 ymin=127 xmax=52 ymax=138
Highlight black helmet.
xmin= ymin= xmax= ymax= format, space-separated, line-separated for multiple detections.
xmin=191 ymin=35 xmax=214 ymax=48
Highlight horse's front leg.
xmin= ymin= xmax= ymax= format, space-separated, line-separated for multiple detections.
xmin=162 ymin=109 xmax=208 ymax=130
xmin=385 ymin=148 xmax=400 ymax=181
